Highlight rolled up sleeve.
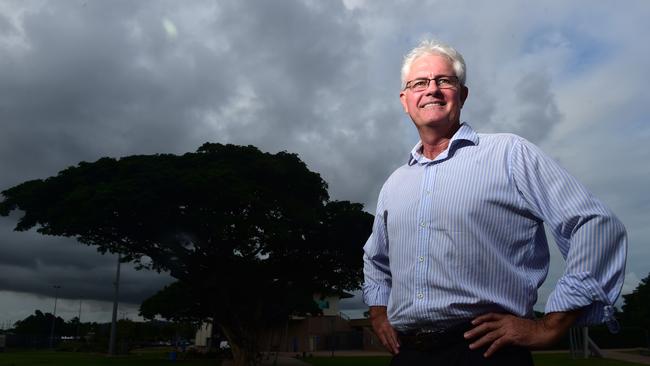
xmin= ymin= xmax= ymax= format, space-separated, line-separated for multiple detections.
xmin=546 ymin=269 xmax=625 ymax=332
xmin=511 ymin=138 xmax=627 ymax=332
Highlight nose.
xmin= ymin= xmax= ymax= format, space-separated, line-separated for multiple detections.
xmin=424 ymin=80 xmax=442 ymax=95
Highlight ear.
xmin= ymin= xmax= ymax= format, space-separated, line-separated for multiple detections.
xmin=399 ymin=90 xmax=409 ymax=114
xmin=460 ymin=85 xmax=469 ymax=108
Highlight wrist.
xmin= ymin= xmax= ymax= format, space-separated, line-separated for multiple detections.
xmin=540 ymin=310 xmax=583 ymax=339
xmin=369 ymin=305 xmax=387 ymax=317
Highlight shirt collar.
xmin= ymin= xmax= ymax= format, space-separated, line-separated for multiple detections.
xmin=408 ymin=122 xmax=479 ymax=166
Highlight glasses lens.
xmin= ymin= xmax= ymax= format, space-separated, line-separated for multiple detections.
xmin=407 ymin=77 xmax=458 ymax=91
xmin=436 ymin=77 xmax=457 ymax=89
xmin=410 ymin=79 xmax=429 ymax=91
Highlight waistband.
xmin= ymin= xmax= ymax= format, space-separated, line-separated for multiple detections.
xmin=398 ymin=321 xmax=473 ymax=351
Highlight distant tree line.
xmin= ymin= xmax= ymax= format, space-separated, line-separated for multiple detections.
xmin=3 ymin=310 xmax=195 ymax=351
xmin=5 ymin=270 xmax=649 ymax=351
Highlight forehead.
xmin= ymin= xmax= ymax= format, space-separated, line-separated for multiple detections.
xmin=408 ymin=54 xmax=455 ymax=78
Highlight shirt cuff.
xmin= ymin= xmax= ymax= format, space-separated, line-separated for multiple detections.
xmin=544 ymin=272 xmax=620 ymax=333
xmin=362 ymin=283 xmax=390 ymax=307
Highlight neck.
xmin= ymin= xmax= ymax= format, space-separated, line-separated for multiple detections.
xmin=418 ymin=121 xmax=461 ymax=159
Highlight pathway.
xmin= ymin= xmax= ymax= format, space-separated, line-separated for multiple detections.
xmin=601 ymin=349 xmax=650 ymax=365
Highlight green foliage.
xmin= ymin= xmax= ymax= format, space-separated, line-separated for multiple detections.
xmin=621 ymin=272 xmax=650 ymax=330
xmin=8 ymin=311 xmax=193 ymax=352
xmin=0 ymin=144 xmax=331 ymax=272
xmin=589 ymin=325 xmax=650 ymax=348
xmin=12 ymin=310 xmax=66 ymax=337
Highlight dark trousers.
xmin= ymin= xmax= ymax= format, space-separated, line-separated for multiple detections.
xmin=390 ymin=340 xmax=534 ymax=366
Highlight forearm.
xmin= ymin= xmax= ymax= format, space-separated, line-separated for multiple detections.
xmin=539 ymin=309 xmax=583 ymax=344
xmin=466 ymin=308 xmax=585 ymax=357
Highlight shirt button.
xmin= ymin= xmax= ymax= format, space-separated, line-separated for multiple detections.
xmin=418 ymin=256 xmax=424 ymax=262
xmin=425 ymin=190 xmax=431 ymax=195
xmin=417 ymin=293 xmax=423 ymax=299
xmin=419 ymin=222 xmax=426 ymax=228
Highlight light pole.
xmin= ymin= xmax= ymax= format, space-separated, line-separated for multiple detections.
xmin=108 ymin=253 xmax=121 ymax=355
xmin=76 ymin=299 xmax=82 ymax=340
xmin=49 ymin=285 xmax=61 ymax=348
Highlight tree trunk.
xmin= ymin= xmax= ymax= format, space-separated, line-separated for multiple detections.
xmin=220 ymin=324 xmax=261 ymax=366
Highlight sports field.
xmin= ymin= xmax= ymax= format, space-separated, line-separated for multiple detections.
xmin=0 ymin=350 xmax=647 ymax=366
xmin=302 ymin=353 xmax=648 ymax=366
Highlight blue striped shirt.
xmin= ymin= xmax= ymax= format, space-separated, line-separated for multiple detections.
xmin=362 ymin=123 xmax=627 ymax=332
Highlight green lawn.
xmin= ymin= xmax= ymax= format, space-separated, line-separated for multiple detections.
xmin=534 ymin=353 xmax=646 ymax=366
xmin=302 ymin=353 xmax=648 ymax=366
xmin=303 ymin=356 xmax=389 ymax=366
xmin=0 ymin=350 xmax=647 ymax=366
xmin=0 ymin=349 xmax=216 ymax=366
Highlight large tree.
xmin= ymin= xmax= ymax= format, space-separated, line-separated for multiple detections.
xmin=0 ymin=143 xmax=373 ymax=365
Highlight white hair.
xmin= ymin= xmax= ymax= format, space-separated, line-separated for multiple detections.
xmin=400 ymin=39 xmax=467 ymax=89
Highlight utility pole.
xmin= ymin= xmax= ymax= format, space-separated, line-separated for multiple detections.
xmin=108 ymin=253 xmax=121 ymax=355
xmin=49 ymin=285 xmax=61 ymax=348
xmin=76 ymin=299 xmax=82 ymax=339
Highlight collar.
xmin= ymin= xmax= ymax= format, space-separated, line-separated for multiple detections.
xmin=408 ymin=122 xmax=479 ymax=166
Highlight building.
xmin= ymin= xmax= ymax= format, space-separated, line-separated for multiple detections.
xmin=195 ymin=292 xmax=380 ymax=353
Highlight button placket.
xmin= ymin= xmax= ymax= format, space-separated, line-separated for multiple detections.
xmin=415 ymin=163 xmax=436 ymax=305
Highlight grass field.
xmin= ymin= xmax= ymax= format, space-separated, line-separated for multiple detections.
xmin=0 ymin=350 xmax=647 ymax=366
xmin=534 ymin=353 xmax=647 ymax=366
xmin=0 ymin=349 xmax=215 ymax=366
xmin=302 ymin=354 xmax=648 ymax=366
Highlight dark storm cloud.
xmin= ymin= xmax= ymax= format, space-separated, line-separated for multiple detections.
xmin=0 ymin=1 xmax=191 ymax=305
xmin=0 ymin=215 xmax=172 ymax=304
xmin=0 ymin=0 xmax=405 ymax=310
xmin=498 ymin=71 xmax=563 ymax=143
xmin=183 ymin=0 xmax=410 ymax=207
xmin=512 ymin=72 xmax=562 ymax=143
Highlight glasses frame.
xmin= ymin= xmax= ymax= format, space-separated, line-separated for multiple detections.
xmin=403 ymin=76 xmax=460 ymax=92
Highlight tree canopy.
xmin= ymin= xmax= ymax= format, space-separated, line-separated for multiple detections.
xmin=620 ymin=272 xmax=650 ymax=330
xmin=0 ymin=143 xmax=373 ymax=365
xmin=12 ymin=310 xmax=65 ymax=337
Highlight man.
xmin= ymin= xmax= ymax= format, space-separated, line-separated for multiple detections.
xmin=362 ymin=39 xmax=627 ymax=365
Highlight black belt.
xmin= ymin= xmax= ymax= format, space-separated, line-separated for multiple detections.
xmin=398 ymin=321 xmax=473 ymax=351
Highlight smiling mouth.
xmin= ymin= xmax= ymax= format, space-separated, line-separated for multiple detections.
xmin=421 ymin=101 xmax=446 ymax=108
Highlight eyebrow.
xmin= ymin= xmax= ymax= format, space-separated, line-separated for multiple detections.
xmin=412 ymin=75 xmax=454 ymax=79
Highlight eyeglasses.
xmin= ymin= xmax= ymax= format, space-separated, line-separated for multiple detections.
xmin=403 ymin=76 xmax=460 ymax=92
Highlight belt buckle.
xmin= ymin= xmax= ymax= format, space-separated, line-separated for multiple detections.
xmin=415 ymin=328 xmax=445 ymax=337
xmin=414 ymin=328 xmax=446 ymax=348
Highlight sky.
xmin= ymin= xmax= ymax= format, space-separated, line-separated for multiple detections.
xmin=0 ymin=0 xmax=648 ymax=326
